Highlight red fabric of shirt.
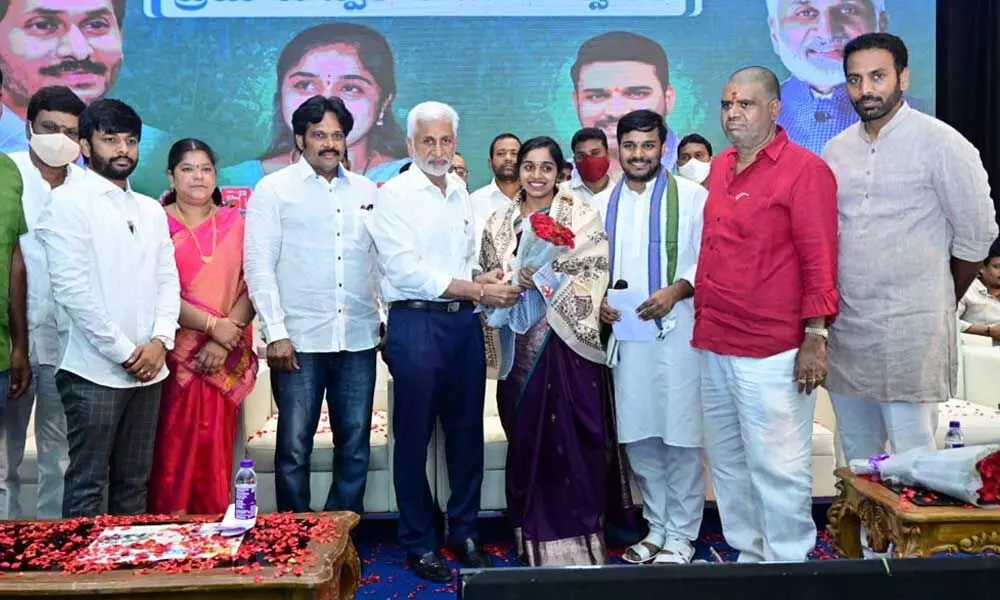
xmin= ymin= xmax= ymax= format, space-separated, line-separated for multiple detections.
xmin=692 ymin=128 xmax=839 ymax=358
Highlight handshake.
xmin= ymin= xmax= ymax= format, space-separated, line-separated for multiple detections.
xmin=471 ymin=268 xmax=521 ymax=308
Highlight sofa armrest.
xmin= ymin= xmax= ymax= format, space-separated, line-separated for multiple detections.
xmin=961 ymin=345 xmax=1000 ymax=409
xmin=240 ymin=360 xmax=274 ymax=447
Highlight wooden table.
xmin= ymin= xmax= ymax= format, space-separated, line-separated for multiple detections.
xmin=0 ymin=511 xmax=361 ymax=599
xmin=827 ymin=467 xmax=1000 ymax=558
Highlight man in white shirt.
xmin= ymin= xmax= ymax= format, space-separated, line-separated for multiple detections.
xmin=561 ymin=127 xmax=615 ymax=204
xmin=595 ymin=110 xmax=707 ymax=565
xmin=468 ymin=133 xmax=520 ymax=245
xmin=0 ymin=86 xmax=84 ymax=520
xmin=36 ymin=99 xmax=180 ymax=517
xmin=367 ymin=101 xmax=520 ymax=583
xmin=244 ymin=95 xmax=381 ymax=515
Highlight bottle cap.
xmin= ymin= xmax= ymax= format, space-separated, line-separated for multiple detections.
xmin=949 ymin=421 xmax=961 ymax=429
xmin=240 ymin=458 xmax=254 ymax=468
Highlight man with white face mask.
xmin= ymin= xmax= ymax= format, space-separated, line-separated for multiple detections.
xmin=0 ymin=86 xmax=84 ymax=520
xmin=676 ymin=133 xmax=713 ymax=188
xmin=767 ymin=0 xmax=888 ymax=155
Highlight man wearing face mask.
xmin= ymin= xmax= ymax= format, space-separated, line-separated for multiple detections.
xmin=593 ymin=110 xmax=708 ymax=565
xmin=245 ymin=95 xmax=381 ymax=516
xmin=676 ymin=133 xmax=713 ymax=188
xmin=0 ymin=86 xmax=84 ymax=520
xmin=36 ymin=98 xmax=180 ymax=517
xmin=561 ymin=127 xmax=614 ymax=204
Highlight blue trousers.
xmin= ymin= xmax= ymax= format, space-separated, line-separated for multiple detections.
xmin=385 ymin=305 xmax=486 ymax=555
xmin=272 ymin=349 xmax=376 ymax=514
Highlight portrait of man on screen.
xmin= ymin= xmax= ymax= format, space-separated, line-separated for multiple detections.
xmin=570 ymin=31 xmax=679 ymax=180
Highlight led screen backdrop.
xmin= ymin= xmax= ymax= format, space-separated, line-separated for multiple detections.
xmin=0 ymin=0 xmax=936 ymax=198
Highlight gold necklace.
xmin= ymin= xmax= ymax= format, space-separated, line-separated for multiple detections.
xmin=174 ymin=204 xmax=217 ymax=264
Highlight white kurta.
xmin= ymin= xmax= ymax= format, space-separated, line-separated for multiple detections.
xmin=594 ymin=176 xmax=708 ymax=447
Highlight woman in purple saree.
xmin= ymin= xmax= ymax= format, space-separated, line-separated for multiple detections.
xmin=480 ymin=137 xmax=612 ymax=566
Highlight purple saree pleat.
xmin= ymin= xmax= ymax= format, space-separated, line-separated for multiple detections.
xmin=497 ymin=316 xmax=609 ymax=566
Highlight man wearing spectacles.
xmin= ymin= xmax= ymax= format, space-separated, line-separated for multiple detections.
xmin=449 ymin=152 xmax=468 ymax=186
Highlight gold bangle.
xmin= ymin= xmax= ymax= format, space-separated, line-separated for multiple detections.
xmin=206 ymin=315 xmax=217 ymax=334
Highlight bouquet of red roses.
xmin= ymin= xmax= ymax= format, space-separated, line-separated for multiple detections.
xmin=977 ymin=451 xmax=1000 ymax=504
xmin=851 ymin=445 xmax=1000 ymax=506
xmin=486 ymin=212 xmax=576 ymax=330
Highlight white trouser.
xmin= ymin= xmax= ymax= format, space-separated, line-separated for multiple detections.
xmin=701 ymin=349 xmax=816 ymax=563
xmin=0 ymin=365 xmax=68 ymax=519
xmin=624 ymin=438 xmax=704 ymax=542
xmin=829 ymin=393 xmax=940 ymax=462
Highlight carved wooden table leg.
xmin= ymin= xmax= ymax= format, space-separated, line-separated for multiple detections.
xmin=827 ymin=484 xmax=862 ymax=558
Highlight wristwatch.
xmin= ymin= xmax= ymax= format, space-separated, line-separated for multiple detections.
xmin=153 ymin=335 xmax=174 ymax=351
xmin=805 ymin=326 xmax=829 ymax=340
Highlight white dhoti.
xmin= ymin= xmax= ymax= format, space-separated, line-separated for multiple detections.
xmin=701 ymin=348 xmax=816 ymax=563
xmin=829 ymin=393 xmax=940 ymax=462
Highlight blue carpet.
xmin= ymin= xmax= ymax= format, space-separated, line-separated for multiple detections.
xmin=352 ymin=505 xmax=842 ymax=598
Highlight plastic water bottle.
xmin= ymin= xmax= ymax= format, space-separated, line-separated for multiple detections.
xmin=944 ymin=421 xmax=965 ymax=449
xmin=234 ymin=458 xmax=257 ymax=520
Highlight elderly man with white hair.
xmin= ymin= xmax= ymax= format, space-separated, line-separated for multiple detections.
xmin=367 ymin=101 xmax=520 ymax=583
xmin=767 ymin=0 xmax=887 ymax=154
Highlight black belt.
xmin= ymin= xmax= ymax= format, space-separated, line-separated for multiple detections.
xmin=390 ymin=300 xmax=475 ymax=313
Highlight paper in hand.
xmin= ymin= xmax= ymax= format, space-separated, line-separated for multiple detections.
xmin=606 ymin=288 xmax=659 ymax=342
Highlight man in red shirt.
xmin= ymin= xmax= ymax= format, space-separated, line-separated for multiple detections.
xmin=694 ymin=67 xmax=839 ymax=563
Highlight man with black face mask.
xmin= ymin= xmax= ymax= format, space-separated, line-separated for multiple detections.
xmin=36 ymin=98 xmax=180 ymax=517
xmin=822 ymin=33 xmax=997 ymax=546
xmin=244 ymin=95 xmax=381 ymax=515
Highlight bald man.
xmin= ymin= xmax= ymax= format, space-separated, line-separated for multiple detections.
xmin=693 ymin=67 xmax=839 ymax=562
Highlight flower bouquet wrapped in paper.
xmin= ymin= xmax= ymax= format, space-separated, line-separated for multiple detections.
xmin=849 ymin=445 xmax=1000 ymax=507
xmin=486 ymin=212 xmax=576 ymax=330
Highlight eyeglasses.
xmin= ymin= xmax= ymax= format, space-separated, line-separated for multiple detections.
xmin=449 ymin=166 xmax=468 ymax=177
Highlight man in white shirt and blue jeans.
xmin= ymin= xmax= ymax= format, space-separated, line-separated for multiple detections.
xmin=245 ymin=95 xmax=380 ymax=515
xmin=0 ymin=85 xmax=85 ymax=520
xmin=37 ymin=99 xmax=180 ymax=517
xmin=367 ymin=101 xmax=520 ymax=583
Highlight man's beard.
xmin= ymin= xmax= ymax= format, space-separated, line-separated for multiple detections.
xmin=623 ymin=157 xmax=660 ymax=183
xmin=90 ymin=153 xmax=137 ymax=181
xmin=493 ymin=163 xmax=517 ymax=183
xmin=774 ymin=37 xmax=846 ymax=91
xmin=852 ymin=84 xmax=903 ymax=122
xmin=413 ymin=154 xmax=450 ymax=177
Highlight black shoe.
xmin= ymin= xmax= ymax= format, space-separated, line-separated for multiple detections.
xmin=452 ymin=538 xmax=493 ymax=569
xmin=406 ymin=551 xmax=453 ymax=583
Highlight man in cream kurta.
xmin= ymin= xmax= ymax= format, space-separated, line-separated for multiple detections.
xmin=822 ymin=35 xmax=998 ymax=476
xmin=594 ymin=109 xmax=708 ymax=565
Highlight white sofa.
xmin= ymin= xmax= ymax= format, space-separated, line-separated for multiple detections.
xmin=12 ymin=335 xmax=1000 ymax=518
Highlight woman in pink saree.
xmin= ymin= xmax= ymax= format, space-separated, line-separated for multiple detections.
xmin=148 ymin=139 xmax=258 ymax=515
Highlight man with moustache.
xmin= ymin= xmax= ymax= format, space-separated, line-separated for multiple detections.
xmin=367 ymin=101 xmax=520 ymax=582
xmin=469 ymin=133 xmax=520 ymax=246
xmin=822 ymin=34 xmax=997 ymax=522
xmin=571 ymin=31 xmax=679 ymax=179
xmin=0 ymin=86 xmax=84 ymax=520
xmin=768 ymin=0 xmax=896 ymax=155
xmin=0 ymin=0 xmax=168 ymax=194
xmin=36 ymin=98 xmax=180 ymax=517
xmin=449 ymin=152 xmax=469 ymax=186
xmin=245 ymin=95 xmax=382 ymax=516
xmin=562 ymin=127 xmax=614 ymax=204
xmin=695 ymin=67 xmax=839 ymax=562
xmin=594 ymin=109 xmax=708 ymax=565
